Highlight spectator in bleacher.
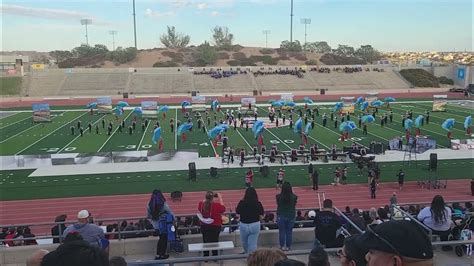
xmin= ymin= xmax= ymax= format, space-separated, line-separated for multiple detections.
xmin=22 ymin=227 xmax=38 ymax=245
xmin=197 ymin=191 xmax=226 ymax=258
xmin=62 ymin=210 xmax=107 ymax=250
xmin=368 ymin=208 xmax=380 ymax=225
xmin=109 ymin=256 xmax=127 ymax=266
xmin=417 ymin=195 xmax=452 ymax=243
xmin=314 ymin=199 xmax=344 ymax=248
xmin=276 ymin=182 xmax=298 ymax=251
xmin=338 ymin=235 xmax=368 ymax=266
xmin=27 ymin=249 xmax=49 ymax=266
xmin=41 ymin=239 xmax=109 ymax=266
xmin=147 ymin=189 xmax=174 ymax=260
xmin=465 ymin=202 xmax=474 ymax=212
xmin=308 ymin=246 xmax=329 ymax=266
xmin=51 ymin=214 xmax=67 ymax=244
xmin=236 ymin=187 xmax=264 ymax=254
xmin=357 ymin=220 xmax=433 ymax=266
xmin=247 ymin=248 xmax=287 ymax=266
xmin=348 ymin=208 xmax=366 ymax=234
xmin=377 ymin=208 xmax=390 ymax=223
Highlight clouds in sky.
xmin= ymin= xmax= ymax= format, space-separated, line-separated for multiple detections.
xmin=0 ymin=4 xmax=112 ymax=26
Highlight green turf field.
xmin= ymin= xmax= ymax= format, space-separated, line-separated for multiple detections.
xmin=0 ymin=158 xmax=473 ymax=201
xmin=0 ymin=101 xmax=472 ymax=157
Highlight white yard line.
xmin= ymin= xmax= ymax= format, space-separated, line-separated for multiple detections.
xmin=174 ymin=109 xmax=178 ymax=150
xmin=306 ymin=134 xmax=330 ymax=150
xmin=0 ymin=123 xmax=43 ymax=144
xmin=57 ymin=114 xmax=106 ymax=153
xmin=390 ymin=105 xmax=466 ymax=133
xmin=264 ymin=127 xmax=292 ymax=149
xmin=235 ymin=128 xmax=253 ymax=149
xmin=15 ymin=112 xmax=88 ymax=155
xmin=137 ymin=119 xmax=151 ymax=151
xmin=203 ymin=125 xmax=218 ymax=157
xmin=218 ymin=110 xmax=253 ymax=149
xmin=97 ymin=111 xmax=133 ymax=152
xmin=0 ymin=116 xmax=32 ymax=130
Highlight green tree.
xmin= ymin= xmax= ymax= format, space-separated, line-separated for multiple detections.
xmin=160 ymin=26 xmax=191 ymax=48
xmin=212 ymin=26 xmax=234 ymax=51
xmin=193 ymin=41 xmax=217 ymax=66
xmin=72 ymin=44 xmax=108 ymax=58
xmin=49 ymin=50 xmax=73 ymax=63
xmin=107 ymin=47 xmax=138 ymax=64
xmin=334 ymin=45 xmax=355 ymax=57
xmin=280 ymin=40 xmax=302 ymax=52
xmin=355 ymin=45 xmax=382 ymax=63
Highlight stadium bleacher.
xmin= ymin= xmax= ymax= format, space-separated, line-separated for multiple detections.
xmin=22 ymin=65 xmax=413 ymax=97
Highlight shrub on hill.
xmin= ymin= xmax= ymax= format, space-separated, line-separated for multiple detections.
xmin=262 ymin=56 xmax=279 ymax=65
xmin=153 ymin=61 xmax=179 ymax=67
xmin=192 ymin=41 xmax=218 ymax=66
xmin=292 ymin=53 xmax=308 ymax=61
xmin=399 ymin=69 xmax=440 ymax=87
xmin=232 ymin=52 xmax=247 ymax=60
xmin=106 ymin=47 xmax=138 ymax=64
xmin=259 ymin=48 xmax=275 ymax=55
xmin=277 ymin=55 xmax=290 ymax=61
xmin=226 ymin=60 xmax=241 ymax=66
xmin=319 ymin=53 xmax=365 ymax=65
xmin=305 ymin=59 xmax=318 ymax=65
xmin=438 ymin=76 xmax=454 ymax=85
xmin=217 ymin=52 xmax=230 ymax=60
xmin=58 ymin=54 xmax=106 ymax=68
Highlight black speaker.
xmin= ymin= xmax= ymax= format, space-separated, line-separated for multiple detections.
xmin=123 ymin=92 xmax=129 ymax=99
xmin=253 ymin=90 xmax=258 ymax=96
xmin=210 ymin=167 xmax=218 ymax=178
xmin=188 ymin=162 xmax=196 ymax=180
xmin=320 ymin=89 xmax=326 ymax=95
xmin=429 ymin=153 xmax=437 ymax=171
xmin=191 ymin=91 xmax=197 ymax=96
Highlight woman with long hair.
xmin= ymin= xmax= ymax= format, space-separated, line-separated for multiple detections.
xmin=417 ymin=195 xmax=452 ymax=242
xmin=236 ymin=187 xmax=264 ymax=254
xmin=197 ymin=191 xmax=225 ymax=258
xmin=276 ymin=182 xmax=298 ymax=251
xmin=147 ymin=189 xmax=174 ymax=260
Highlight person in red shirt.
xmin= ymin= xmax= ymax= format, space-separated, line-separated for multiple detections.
xmin=197 ymin=191 xmax=226 ymax=258
xmin=245 ymin=168 xmax=254 ymax=188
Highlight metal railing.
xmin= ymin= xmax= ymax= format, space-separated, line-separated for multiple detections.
xmin=127 ymin=239 xmax=474 ymax=266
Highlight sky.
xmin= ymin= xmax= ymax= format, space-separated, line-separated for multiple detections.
xmin=1 ymin=0 xmax=473 ymax=52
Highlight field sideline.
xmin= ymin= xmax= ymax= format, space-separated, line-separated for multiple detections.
xmin=0 ymin=101 xmax=472 ymax=157
xmin=0 ymin=158 xmax=473 ymax=201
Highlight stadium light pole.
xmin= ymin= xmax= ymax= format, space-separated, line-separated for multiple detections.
xmin=290 ymin=0 xmax=294 ymax=43
xmin=133 ymin=0 xmax=137 ymax=49
xmin=80 ymin=19 xmax=92 ymax=45
xmin=109 ymin=30 xmax=118 ymax=50
xmin=301 ymin=18 xmax=311 ymax=49
xmin=262 ymin=30 xmax=271 ymax=48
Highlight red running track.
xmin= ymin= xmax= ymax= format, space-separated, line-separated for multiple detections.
xmin=0 ymin=180 xmax=472 ymax=235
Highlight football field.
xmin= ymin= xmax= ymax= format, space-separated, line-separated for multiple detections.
xmin=0 ymin=101 xmax=472 ymax=157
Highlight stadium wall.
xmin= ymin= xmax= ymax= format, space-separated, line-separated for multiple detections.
xmin=0 ymin=227 xmax=317 ymax=265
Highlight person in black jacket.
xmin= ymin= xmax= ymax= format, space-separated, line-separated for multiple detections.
xmin=236 ymin=187 xmax=264 ymax=254
xmin=51 ymin=214 xmax=67 ymax=244
xmin=313 ymin=199 xmax=344 ymax=248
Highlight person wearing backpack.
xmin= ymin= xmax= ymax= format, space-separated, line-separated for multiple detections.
xmin=147 ymin=189 xmax=174 ymax=260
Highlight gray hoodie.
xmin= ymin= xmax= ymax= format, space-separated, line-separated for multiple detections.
xmin=62 ymin=222 xmax=104 ymax=246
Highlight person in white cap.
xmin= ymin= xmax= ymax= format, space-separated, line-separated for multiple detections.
xmin=62 ymin=210 xmax=105 ymax=248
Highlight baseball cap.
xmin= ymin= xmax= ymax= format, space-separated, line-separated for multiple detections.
xmin=77 ymin=210 xmax=90 ymax=219
xmin=308 ymin=210 xmax=316 ymax=218
xmin=357 ymin=220 xmax=433 ymax=259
